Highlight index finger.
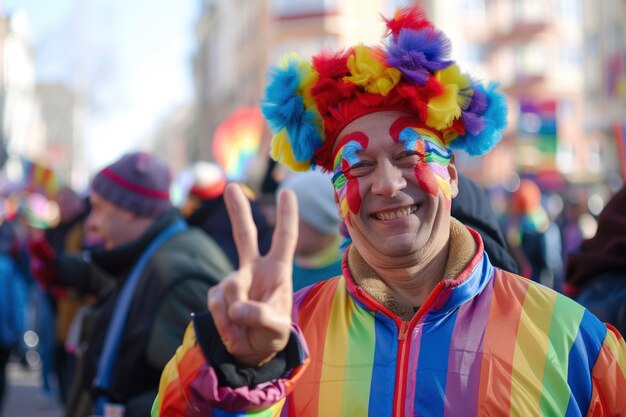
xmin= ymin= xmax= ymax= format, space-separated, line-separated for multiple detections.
xmin=224 ymin=183 xmax=260 ymax=266
xmin=267 ymin=188 xmax=298 ymax=263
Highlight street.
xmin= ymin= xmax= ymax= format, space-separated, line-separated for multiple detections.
xmin=3 ymin=362 xmax=63 ymax=417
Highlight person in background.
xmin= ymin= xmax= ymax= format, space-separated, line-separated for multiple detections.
xmin=0 ymin=210 xmax=28 ymax=417
xmin=564 ymin=184 xmax=626 ymax=335
xmin=41 ymin=187 xmax=92 ymax=405
xmin=182 ymin=161 xmax=273 ymax=268
xmin=510 ymin=179 xmax=561 ymax=287
xmin=278 ymin=170 xmax=342 ymax=291
xmin=451 ymin=173 xmax=519 ymax=274
xmin=153 ymin=6 xmax=625 ymax=416
xmin=20 ymin=193 xmax=62 ymax=408
xmin=29 ymin=152 xmax=232 ymax=417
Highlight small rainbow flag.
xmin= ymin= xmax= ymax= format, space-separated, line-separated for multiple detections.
xmin=212 ymin=107 xmax=263 ymax=182
xmin=21 ymin=158 xmax=58 ymax=197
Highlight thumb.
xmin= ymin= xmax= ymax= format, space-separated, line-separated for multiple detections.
xmin=229 ymin=300 xmax=291 ymax=334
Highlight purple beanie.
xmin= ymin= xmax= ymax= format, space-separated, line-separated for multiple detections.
xmin=91 ymin=152 xmax=173 ymax=218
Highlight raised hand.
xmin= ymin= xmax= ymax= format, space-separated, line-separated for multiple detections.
xmin=208 ymin=183 xmax=298 ymax=367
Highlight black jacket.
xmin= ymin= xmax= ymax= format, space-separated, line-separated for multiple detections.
xmin=451 ymin=174 xmax=519 ymax=274
xmin=186 ymin=194 xmax=273 ymax=268
xmin=59 ymin=211 xmax=232 ymax=417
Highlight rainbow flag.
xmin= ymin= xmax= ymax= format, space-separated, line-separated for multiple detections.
xmin=212 ymin=107 xmax=263 ymax=182
xmin=21 ymin=158 xmax=58 ymax=197
xmin=154 ymin=246 xmax=626 ymax=416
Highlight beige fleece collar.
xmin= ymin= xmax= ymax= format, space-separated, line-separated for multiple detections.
xmin=347 ymin=218 xmax=478 ymax=321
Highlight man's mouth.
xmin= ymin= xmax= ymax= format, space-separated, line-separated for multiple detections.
xmin=372 ymin=204 xmax=418 ymax=221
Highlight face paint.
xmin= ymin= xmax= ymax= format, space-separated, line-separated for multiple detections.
xmin=331 ymin=132 xmax=369 ymax=223
xmin=389 ymin=116 xmax=453 ymax=198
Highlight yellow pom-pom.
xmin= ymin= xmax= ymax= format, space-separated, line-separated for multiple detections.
xmin=298 ymin=60 xmax=319 ymax=110
xmin=427 ymin=83 xmax=461 ymax=130
xmin=344 ymin=45 xmax=401 ymax=96
xmin=426 ymin=65 xmax=471 ymax=130
xmin=270 ymin=130 xmax=312 ymax=172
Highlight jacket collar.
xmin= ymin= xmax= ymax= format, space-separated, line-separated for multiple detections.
xmin=90 ymin=209 xmax=180 ymax=277
xmin=344 ymin=218 xmax=493 ymax=321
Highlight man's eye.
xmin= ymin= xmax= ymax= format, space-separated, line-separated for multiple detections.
xmin=395 ymin=151 xmax=420 ymax=167
xmin=346 ymin=161 xmax=374 ymax=177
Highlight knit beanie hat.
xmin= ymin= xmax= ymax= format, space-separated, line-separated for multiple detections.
xmin=91 ymin=152 xmax=173 ymax=218
xmin=279 ymin=170 xmax=340 ymax=235
xmin=188 ymin=161 xmax=227 ymax=200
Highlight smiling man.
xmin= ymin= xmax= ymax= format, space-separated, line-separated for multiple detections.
xmin=153 ymin=7 xmax=625 ymax=417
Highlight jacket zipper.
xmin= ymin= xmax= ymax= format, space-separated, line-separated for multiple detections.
xmin=354 ymin=284 xmax=445 ymax=417
xmin=393 ymin=320 xmax=410 ymax=417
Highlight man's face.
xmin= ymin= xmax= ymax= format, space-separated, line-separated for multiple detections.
xmin=86 ymin=192 xmax=137 ymax=250
xmin=332 ymin=110 xmax=458 ymax=261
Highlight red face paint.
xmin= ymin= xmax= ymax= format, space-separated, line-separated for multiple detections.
xmin=332 ymin=132 xmax=369 ymax=221
xmin=389 ymin=116 xmax=444 ymax=196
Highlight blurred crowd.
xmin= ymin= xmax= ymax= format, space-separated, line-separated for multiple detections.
xmin=0 ymin=149 xmax=624 ymax=417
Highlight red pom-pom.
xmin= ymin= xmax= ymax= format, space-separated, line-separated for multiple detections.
xmin=312 ymin=49 xmax=352 ymax=79
xmin=384 ymin=6 xmax=433 ymax=39
xmin=311 ymin=49 xmax=358 ymax=115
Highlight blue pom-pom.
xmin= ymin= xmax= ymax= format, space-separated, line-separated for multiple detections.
xmin=262 ymin=60 xmax=324 ymax=163
xmin=451 ymin=82 xmax=507 ymax=156
xmin=262 ymin=62 xmax=304 ymax=133
xmin=288 ymin=109 xmax=323 ymax=162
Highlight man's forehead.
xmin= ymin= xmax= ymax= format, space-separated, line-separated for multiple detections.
xmin=334 ymin=112 xmax=443 ymax=153
xmin=89 ymin=191 xmax=117 ymax=211
xmin=337 ymin=110 xmax=411 ymax=136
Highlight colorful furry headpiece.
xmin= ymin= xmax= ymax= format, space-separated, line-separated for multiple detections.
xmin=261 ymin=6 xmax=508 ymax=172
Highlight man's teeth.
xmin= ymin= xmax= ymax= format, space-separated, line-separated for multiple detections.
xmin=374 ymin=205 xmax=417 ymax=220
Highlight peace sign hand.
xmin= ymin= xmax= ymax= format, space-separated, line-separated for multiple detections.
xmin=208 ymin=183 xmax=298 ymax=367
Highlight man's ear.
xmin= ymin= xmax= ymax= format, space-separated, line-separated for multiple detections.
xmin=448 ymin=155 xmax=459 ymax=199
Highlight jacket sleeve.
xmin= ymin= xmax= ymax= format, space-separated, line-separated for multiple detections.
xmin=57 ymin=254 xmax=116 ymax=298
xmin=151 ymin=316 xmax=309 ymax=416
xmin=145 ymin=237 xmax=232 ymax=369
xmin=586 ymin=324 xmax=626 ymax=416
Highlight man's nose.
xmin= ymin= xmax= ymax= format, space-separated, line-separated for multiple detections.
xmin=371 ymin=160 xmax=407 ymax=197
xmin=85 ymin=213 xmax=97 ymax=233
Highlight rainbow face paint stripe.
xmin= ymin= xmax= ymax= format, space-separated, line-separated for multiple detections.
xmin=390 ymin=116 xmax=453 ymax=198
xmin=332 ymin=132 xmax=369 ymax=223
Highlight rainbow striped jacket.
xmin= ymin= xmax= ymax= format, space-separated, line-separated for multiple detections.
xmin=153 ymin=234 xmax=626 ymax=417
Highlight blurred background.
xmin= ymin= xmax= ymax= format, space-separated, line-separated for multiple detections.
xmin=1 ymin=0 xmax=625 ymax=203
xmin=1 ymin=0 xmax=626 ymax=415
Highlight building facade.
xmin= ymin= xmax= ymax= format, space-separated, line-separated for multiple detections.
xmin=0 ymin=10 xmax=46 ymax=180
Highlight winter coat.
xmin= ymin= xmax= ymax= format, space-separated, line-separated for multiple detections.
xmin=0 ymin=253 xmax=28 ymax=348
xmin=186 ymin=194 xmax=273 ymax=268
xmin=153 ymin=225 xmax=626 ymax=417
xmin=60 ymin=211 xmax=232 ymax=417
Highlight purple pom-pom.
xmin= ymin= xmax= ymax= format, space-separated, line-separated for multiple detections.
xmin=386 ymin=27 xmax=452 ymax=85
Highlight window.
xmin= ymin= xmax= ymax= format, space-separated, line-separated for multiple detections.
xmin=460 ymin=0 xmax=487 ymax=20
xmin=557 ymin=0 xmax=581 ymax=22
xmin=513 ymin=0 xmax=547 ymax=22
xmin=270 ymin=0 xmax=336 ymax=17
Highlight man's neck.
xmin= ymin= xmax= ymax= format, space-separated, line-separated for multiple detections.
xmin=349 ymin=219 xmax=477 ymax=320
xmin=369 ymin=240 xmax=451 ymax=308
